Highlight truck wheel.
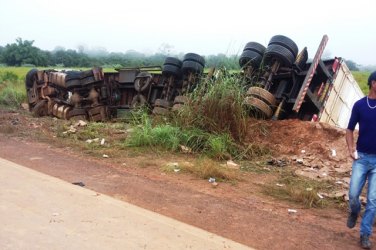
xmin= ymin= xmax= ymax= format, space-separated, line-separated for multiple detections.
xmin=65 ymin=79 xmax=82 ymax=90
xmin=164 ymin=57 xmax=183 ymax=68
xmin=131 ymin=94 xmax=147 ymax=108
xmin=183 ymin=53 xmax=205 ymax=67
xmin=32 ymin=100 xmax=48 ymax=117
xmin=243 ymin=42 xmax=266 ymax=56
xmin=65 ymin=71 xmax=82 ymax=81
xmin=162 ymin=64 xmax=181 ymax=77
xmin=25 ymin=69 xmax=38 ymax=90
xmin=182 ymin=61 xmax=204 ymax=74
xmin=239 ymin=50 xmax=263 ymax=68
xmin=268 ymin=35 xmax=299 ymax=59
xmin=264 ymin=44 xmax=295 ymax=67
xmin=245 ymin=96 xmax=273 ymax=118
xmin=247 ymin=87 xmax=276 ymax=106
xmin=134 ymin=72 xmax=152 ymax=92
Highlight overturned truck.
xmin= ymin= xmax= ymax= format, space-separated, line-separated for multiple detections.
xmin=25 ymin=35 xmax=363 ymax=128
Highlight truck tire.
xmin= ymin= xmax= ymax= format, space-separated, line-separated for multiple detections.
xmin=239 ymin=50 xmax=263 ymax=68
xmin=247 ymin=87 xmax=276 ymax=106
xmin=245 ymin=96 xmax=273 ymax=118
xmin=183 ymin=53 xmax=205 ymax=67
xmin=134 ymin=72 xmax=152 ymax=92
xmin=264 ymin=44 xmax=295 ymax=67
xmin=243 ymin=42 xmax=266 ymax=56
xmin=268 ymin=35 xmax=298 ymax=59
xmin=131 ymin=94 xmax=147 ymax=108
xmin=32 ymin=100 xmax=48 ymax=117
xmin=65 ymin=79 xmax=82 ymax=90
xmin=182 ymin=61 xmax=204 ymax=74
xmin=164 ymin=57 xmax=183 ymax=68
xmin=65 ymin=71 xmax=82 ymax=81
xmin=25 ymin=69 xmax=38 ymax=90
xmin=162 ymin=64 xmax=181 ymax=77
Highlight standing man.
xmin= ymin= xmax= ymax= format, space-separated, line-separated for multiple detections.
xmin=347 ymin=71 xmax=376 ymax=249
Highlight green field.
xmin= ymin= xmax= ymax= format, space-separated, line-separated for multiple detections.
xmin=352 ymin=71 xmax=370 ymax=94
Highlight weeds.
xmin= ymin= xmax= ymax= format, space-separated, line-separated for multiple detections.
xmin=262 ymin=170 xmax=335 ymax=208
xmin=179 ymin=157 xmax=239 ymax=181
xmin=0 ymin=71 xmax=25 ymax=107
xmin=176 ymin=72 xmax=248 ymax=142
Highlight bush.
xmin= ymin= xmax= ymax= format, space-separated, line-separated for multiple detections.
xmin=125 ymin=71 xmax=270 ymax=160
xmin=0 ymin=71 xmax=25 ymax=107
xmin=176 ymin=72 xmax=248 ymax=142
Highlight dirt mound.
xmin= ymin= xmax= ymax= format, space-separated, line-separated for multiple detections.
xmin=247 ymin=118 xmax=353 ymax=195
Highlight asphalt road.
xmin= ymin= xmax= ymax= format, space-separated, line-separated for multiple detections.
xmin=0 ymin=157 xmax=252 ymax=250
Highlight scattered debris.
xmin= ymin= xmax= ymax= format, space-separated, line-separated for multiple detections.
xmin=276 ymin=183 xmax=285 ymax=187
xmin=30 ymin=157 xmax=43 ymax=161
xmin=331 ymin=149 xmax=337 ymax=157
xmin=20 ymin=103 xmax=29 ymax=110
xmin=72 ymin=182 xmax=85 ymax=187
xmin=301 ymin=150 xmax=306 ymax=154
xmin=317 ymin=193 xmax=324 ymax=199
xmin=102 ymin=154 xmax=109 ymax=158
xmin=100 ymin=138 xmax=105 ymax=145
xmin=74 ymin=120 xmax=87 ymax=127
xmin=288 ymin=209 xmax=297 ymax=214
xmin=180 ymin=145 xmax=192 ymax=154
xmin=226 ymin=160 xmax=240 ymax=169
xmin=267 ymin=158 xmax=289 ymax=167
xmin=208 ymin=177 xmax=216 ymax=183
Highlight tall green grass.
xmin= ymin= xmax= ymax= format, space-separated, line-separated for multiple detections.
xmin=0 ymin=71 xmax=26 ymax=107
xmin=352 ymin=71 xmax=370 ymax=94
xmin=125 ymin=72 xmax=269 ymax=160
xmin=176 ymin=72 xmax=248 ymax=142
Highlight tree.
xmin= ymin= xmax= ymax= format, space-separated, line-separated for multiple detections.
xmin=345 ymin=59 xmax=360 ymax=71
xmin=1 ymin=38 xmax=49 ymax=66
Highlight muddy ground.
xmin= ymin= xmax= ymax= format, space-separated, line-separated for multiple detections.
xmin=0 ymin=107 xmax=364 ymax=249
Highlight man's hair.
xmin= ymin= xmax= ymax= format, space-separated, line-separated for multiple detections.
xmin=368 ymin=71 xmax=376 ymax=86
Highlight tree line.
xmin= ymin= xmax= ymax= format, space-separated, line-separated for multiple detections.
xmin=0 ymin=38 xmax=363 ymax=71
xmin=0 ymin=38 xmax=240 ymax=70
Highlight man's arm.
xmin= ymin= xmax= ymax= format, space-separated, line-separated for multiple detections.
xmin=346 ymin=129 xmax=357 ymax=159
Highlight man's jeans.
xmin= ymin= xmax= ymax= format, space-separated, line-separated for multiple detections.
xmin=349 ymin=152 xmax=376 ymax=236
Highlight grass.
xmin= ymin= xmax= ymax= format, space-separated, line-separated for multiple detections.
xmin=0 ymin=71 xmax=26 ymax=107
xmin=352 ymin=71 xmax=370 ymax=94
xmin=162 ymin=157 xmax=239 ymax=182
xmin=262 ymin=169 xmax=338 ymax=208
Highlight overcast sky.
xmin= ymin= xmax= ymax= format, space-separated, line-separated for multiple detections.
xmin=1 ymin=0 xmax=375 ymax=65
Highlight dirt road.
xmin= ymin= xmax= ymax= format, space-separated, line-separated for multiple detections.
xmin=0 ymin=134 xmax=361 ymax=249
